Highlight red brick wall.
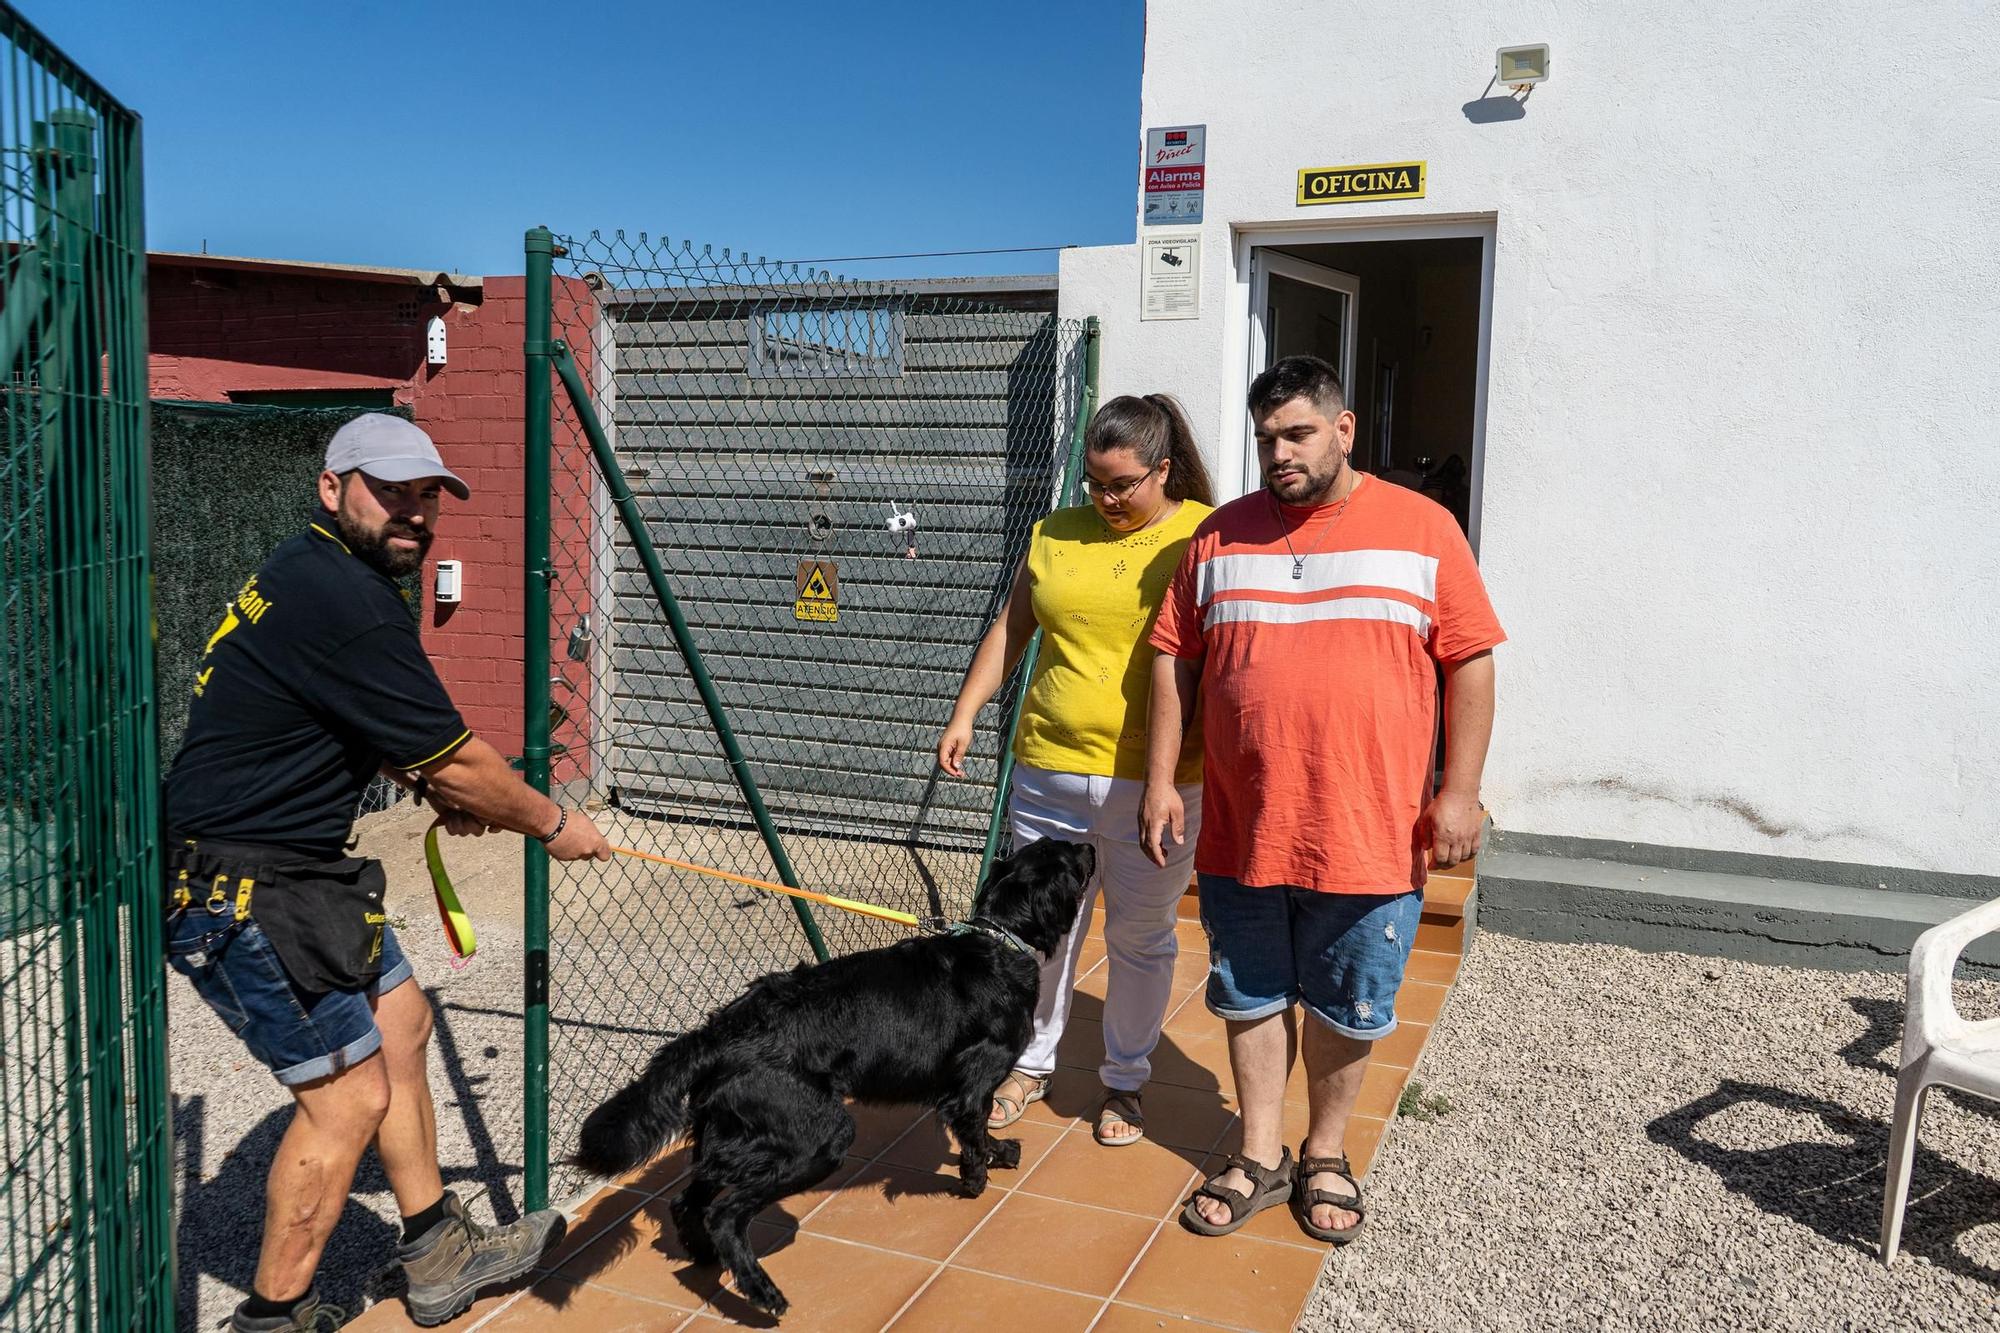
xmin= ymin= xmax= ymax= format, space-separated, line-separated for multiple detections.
xmin=414 ymin=276 xmax=599 ymax=778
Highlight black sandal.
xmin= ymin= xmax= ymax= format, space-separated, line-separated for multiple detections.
xmin=1179 ymin=1148 xmax=1293 ymax=1236
xmin=1291 ymin=1147 xmax=1366 ymax=1244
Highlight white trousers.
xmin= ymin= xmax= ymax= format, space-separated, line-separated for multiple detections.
xmin=1008 ymin=763 xmax=1202 ymax=1091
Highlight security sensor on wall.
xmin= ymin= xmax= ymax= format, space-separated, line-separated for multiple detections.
xmin=435 ymin=559 xmax=463 ymax=604
xmin=1497 ymin=44 xmax=1550 ymax=90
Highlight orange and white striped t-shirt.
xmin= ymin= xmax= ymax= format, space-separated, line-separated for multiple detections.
xmin=1148 ymin=475 xmax=1504 ymax=894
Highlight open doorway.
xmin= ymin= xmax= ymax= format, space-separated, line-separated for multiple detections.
xmin=1241 ymin=228 xmax=1490 ymax=541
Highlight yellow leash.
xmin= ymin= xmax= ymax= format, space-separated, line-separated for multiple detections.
xmin=609 ymin=844 xmax=922 ymax=930
xmin=421 ymin=825 xmax=923 ymax=967
xmin=423 ymin=822 xmax=479 ymax=968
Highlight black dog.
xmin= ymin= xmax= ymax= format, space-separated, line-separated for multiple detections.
xmin=571 ymin=837 xmax=1095 ymax=1317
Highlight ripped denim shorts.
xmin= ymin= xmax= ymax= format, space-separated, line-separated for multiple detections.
xmin=1196 ymin=874 xmax=1421 ymax=1040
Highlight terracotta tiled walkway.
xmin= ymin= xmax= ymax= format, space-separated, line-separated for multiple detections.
xmin=351 ymin=865 xmax=1475 ymax=1332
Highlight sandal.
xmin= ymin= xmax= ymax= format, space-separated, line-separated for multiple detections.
xmin=1291 ymin=1146 xmax=1366 ymax=1244
xmin=987 ymin=1070 xmax=1048 ymax=1129
xmin=1179 ymin=1148 xmax=1293 ymax=1236
xmin=1094 ymin=1089 xmax=1145 ymax=1147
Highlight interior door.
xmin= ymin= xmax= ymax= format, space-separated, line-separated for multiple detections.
xmin=1246 ymin=250 xmax=1360 ymax=492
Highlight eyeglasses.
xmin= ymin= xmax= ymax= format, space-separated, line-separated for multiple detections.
xmin=1081 ymin=464 xmax=1162 ymax=503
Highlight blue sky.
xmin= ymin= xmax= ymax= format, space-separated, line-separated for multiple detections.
xmin=37 ymin=0 xmax=1145 ymax=279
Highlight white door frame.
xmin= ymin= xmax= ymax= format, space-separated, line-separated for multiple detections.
xmin=1251 ymin=251 xmax=1361 ymax=442
xmin=1224 ymin=216 xmax=1498 ymax=554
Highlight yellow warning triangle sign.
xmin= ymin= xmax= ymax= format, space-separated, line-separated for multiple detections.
xmin=800 ymin=567 xmax=833 ymax=600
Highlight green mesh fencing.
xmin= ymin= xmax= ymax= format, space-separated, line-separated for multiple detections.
xmin=0 ymin=5 xmax=174 ymax=1327
xmin=523 ymin=228 xmax=1094 ymax=1204
xmin=150 ymin=401 xmax=417 ymax=816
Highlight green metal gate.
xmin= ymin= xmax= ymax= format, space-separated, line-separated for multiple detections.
xmin=520 ymin=228 xmax=1097 ymax=1206
xmin=0 ymin=6 xmax=173 ymax=1328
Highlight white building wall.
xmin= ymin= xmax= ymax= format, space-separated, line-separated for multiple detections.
xmin=1061 ymin=0 xmax=2000 ymax=875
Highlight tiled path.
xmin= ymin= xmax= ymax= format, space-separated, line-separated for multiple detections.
xmin=351 ymin=864 xmax=1474 ymax=1332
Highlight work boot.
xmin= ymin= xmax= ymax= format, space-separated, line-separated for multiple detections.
xmin=396 ymin=1191 xmax=568 ymax=1327
xmin=228 ymin=1291 xmax=345 ymax=1331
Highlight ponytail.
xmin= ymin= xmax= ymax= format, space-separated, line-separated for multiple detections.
xmin=1083 ymin=392 xmax=1216 ymax=507
xmin=1142 ymin=393 xmax=1215 ymax=506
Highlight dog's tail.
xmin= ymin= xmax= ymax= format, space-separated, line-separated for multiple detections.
xmin=571 ymin=1025 xmax=721 ymax=1178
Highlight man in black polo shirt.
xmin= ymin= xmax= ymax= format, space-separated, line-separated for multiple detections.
xmin=165 ymin=413 xmax=612 ymax=1332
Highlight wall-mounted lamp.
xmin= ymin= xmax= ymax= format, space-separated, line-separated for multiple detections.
xmin=1496 ymin=44 xmax=1550 ymax=90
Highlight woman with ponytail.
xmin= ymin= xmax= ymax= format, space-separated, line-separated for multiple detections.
xmin=938 ymin=393 xmax=1215 ymax=1146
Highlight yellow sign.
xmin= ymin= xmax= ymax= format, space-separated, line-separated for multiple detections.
xmin=794 ymin=560 xmax=839 ymax=623
xmin=1296 ymin=161 xmax=1427 ymax=206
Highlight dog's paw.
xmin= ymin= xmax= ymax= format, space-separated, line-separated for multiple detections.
xmin=734 ymin=1267 xmax=788 ymax=1318
xmin=986 ymin=1137 xmax=1022 ymax=1169
xmin=954 ymin=1169 xmax=990 ymax=1199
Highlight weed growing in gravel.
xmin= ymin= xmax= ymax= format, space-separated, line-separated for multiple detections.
xmin=1396 ymin=1080 xmax=1453 ymax=1122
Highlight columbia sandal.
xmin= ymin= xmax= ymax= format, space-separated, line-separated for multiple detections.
xmin=1094 ymin=1089 xmax=1145 ymax=1147
xmin=987 ymin=1070 xmax=1048 ymax=1129
xmin=1291 ymin=1147 xmax=1366 ymax=1244
xmin=1179 ymin=1148 xmax=1293 ymax=1236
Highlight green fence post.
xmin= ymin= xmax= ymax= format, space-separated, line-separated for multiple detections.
xmin=547 ymin=341 xmax=830 ymax=963
xmin=974 ymin=317 xmax=1101 ymax=889
xmin=106 ymin=99 xmax=175 ymax=1328
xmin=522 ymin=227 xmax=555 ymax=1212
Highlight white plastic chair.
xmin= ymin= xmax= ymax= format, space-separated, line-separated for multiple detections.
xmin=1880 ymin=895 xmax=2000 ymax=1265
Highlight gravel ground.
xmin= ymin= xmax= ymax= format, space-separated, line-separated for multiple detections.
xmin=1302 ymin=931 xmax=2000 ymax=1333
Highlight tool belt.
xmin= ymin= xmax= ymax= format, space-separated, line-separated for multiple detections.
xmin=166 ymin=833 xmax=388 ymax=994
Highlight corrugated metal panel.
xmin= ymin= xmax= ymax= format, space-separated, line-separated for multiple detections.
xmin=601 ymin=289 xmax=1077 ymax=847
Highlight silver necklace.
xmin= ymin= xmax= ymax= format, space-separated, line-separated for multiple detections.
xmin=1271 ymin=474 xmax=1360 ymax=580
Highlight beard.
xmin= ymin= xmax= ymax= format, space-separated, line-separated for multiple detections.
xmin=335 ymin=502 xmax=432 ymax=578
xmin=1264 ymin=458 xmax=1345 ymax=506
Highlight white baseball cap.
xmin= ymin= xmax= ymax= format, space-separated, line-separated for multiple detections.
xmin=324 ymin=414 xmax=470 ymax=500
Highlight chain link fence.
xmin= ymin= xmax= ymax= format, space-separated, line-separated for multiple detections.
xmin=0 ymin=6 xmax=173 ymax=1326
xmin=524 ymin=229 xmax=1094 ymax=1202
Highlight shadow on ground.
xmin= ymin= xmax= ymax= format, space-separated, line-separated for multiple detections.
xmin=1646 ymin=1076 xmax=2000 ymax=1286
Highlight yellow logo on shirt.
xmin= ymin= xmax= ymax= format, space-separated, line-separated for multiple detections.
xmin=193 ymin=576 xmax=274 ymax=697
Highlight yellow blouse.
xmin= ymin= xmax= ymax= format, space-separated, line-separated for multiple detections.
xmin=1013 ymin=500 xmax=1209 ymax=784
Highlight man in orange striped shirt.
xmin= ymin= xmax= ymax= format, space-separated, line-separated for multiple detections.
xmin=1142 ymin=355 xmax=1503 ymax=1244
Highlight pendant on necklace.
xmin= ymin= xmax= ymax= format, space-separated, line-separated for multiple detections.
xmin=1291 ymin=560 xmax=1305 ymax=580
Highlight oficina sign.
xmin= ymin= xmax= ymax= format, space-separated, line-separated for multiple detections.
xmin=1296 ymin=161 xmax=1427 ymax=205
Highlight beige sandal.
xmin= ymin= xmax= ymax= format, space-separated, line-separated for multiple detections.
xmin=988 ymin=1070 xmax=1049 ymax=1129
xmin=1094 ymin=1089 xmax=1146 ymax=1146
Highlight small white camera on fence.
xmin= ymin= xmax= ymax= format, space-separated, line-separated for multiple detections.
xmin=886 ymin=505 xmax=918 ymax=559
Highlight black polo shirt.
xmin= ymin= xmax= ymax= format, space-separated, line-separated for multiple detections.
xmin=164 ymin=511 xmax=472 ymax=857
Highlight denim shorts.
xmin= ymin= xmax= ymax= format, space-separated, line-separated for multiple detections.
xmin=1197 ymin=873 xmax=1421 ymax=1040
xmin=166 ymin=903 xmax=413 ymax=1087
